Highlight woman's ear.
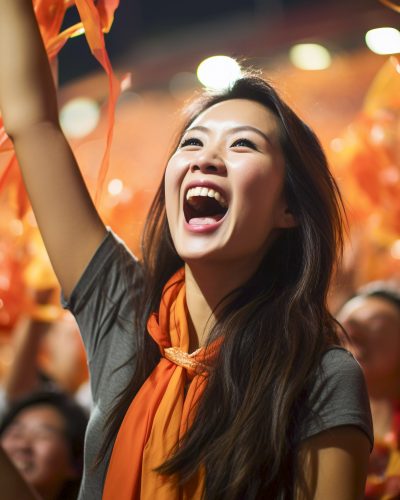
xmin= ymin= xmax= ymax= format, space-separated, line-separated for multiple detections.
xmin=275 ymin=202 xmax=297 ymax=229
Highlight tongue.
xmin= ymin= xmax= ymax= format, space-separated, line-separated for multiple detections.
xmin=189 ymin=215 xmax=223 ymax=225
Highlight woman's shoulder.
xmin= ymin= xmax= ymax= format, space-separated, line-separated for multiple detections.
xmin=63 ymin=228 xmax=143 ymax=312
xmin=61 ymin=228 xmax=143 ymax=367
xmin=313 ymin=346 xmax=369 ymax=408
xmin=320 ymin=345 xmax=361 ymax=374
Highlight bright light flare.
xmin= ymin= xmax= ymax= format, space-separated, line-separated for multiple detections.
xmin=289 ymin=43 xmax=332 ymax=70
xmin=196 ymin=56 xmax=242 ymax=90
xmin=365 ymin=27 xmax=400 ymax=55
xmin=107 ymin=178 xmax=124 ymax=196
xmin=391 ymin=240 xmax=400 ymax=260
xmin=60 ymin=97 xmax=100 ymax=138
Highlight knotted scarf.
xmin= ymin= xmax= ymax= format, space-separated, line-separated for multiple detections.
xmin=103 ymin=268 xmax=220 ymax=499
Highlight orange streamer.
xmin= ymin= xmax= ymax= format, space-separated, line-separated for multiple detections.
xmin=74 ymin=0 xmax=120 ymax=203
xmin=98 ymin=0 xmax=120 ymax=32
xmin=378 ymin=0 xmax=400 ymax=13
xmin=0 ymin=0 xmax=120 ymax=212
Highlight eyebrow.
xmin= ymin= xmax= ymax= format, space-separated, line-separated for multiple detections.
xmin=186 ymin=125 xmax=272 ymax=145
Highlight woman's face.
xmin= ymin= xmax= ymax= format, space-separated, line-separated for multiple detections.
xmin=0 ymin=404 xmax=76 ymax=497
xmin=338 ymin=296 xmax=400 ymax=397
xmin=165 ymin=99 xmax=294 ymax=271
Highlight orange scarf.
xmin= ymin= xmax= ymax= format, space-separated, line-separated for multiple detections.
xmin=103 ymin=268 xmax=219 ymax=499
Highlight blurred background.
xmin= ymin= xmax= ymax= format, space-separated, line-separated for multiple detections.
xmin=0 ymin=0 xmax=399 ymax=387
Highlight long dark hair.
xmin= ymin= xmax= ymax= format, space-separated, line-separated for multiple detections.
xmin=100 ymin=76 xmax=344 ymax=498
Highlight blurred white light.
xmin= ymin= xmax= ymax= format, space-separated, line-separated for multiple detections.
xmin=60 ymin=97 xmax=100 ymax=138
xmin=370 ymin=124 xmax=386 ymax=144
xmin=391 ymin=240 xmax=400 ymax=260
xmin=196 ymin=56 xmax=242 ymax=90
xmin=108 ymin=178 xmax=124 ymax=196
xmin=330 ymin=138 xmax=344 ymax=153
xmin=365 ymin=27 xmax=400 ymax=55
xmin=289 ymin=43 xmax=332 ymax=70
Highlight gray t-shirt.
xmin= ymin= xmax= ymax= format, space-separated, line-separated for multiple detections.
xmin=62 ymin=230 xmax=143 ymax=499
xmin=63 ymin=230 xmax=373 ymax=499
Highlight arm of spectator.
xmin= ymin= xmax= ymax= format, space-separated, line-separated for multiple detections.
xmin=3 ymin=316 xmax=49 ymax=403
xmin=3 ymin=288 xmax=57 ymax=403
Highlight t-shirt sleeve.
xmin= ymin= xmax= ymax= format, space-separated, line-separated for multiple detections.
xmin=61 ymin=229 xmax=142 ymax=412
xmin=299 ymin=347 xmax=374 ymax=449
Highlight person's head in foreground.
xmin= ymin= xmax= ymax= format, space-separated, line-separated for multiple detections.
xmin=337 ymin=282 xmax=400 ymax=399
xmin=103 ymin=75 xmax=348 ymax=497
xmin=0 ymin=391 xmax=88 ymax=500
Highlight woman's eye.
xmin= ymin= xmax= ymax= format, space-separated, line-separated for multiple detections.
xmin=231 ymin=138 xmax=257 ymax=149
xmin=180 ymin=137 xmax=203 ymax=148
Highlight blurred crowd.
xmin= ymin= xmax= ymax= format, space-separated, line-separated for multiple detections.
xmin=337 ymin=281 xmax=400 ymax=499
xmin=0 ymin=288 xmax=90 ymax=499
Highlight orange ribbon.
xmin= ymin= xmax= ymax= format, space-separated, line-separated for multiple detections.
xmin=378 ymin=0 xmax=400 ymax=13
xmin=0 ymin=0 xmax=120 ymax=214
xmin=103 ymin=268 xmax=221 ymax=499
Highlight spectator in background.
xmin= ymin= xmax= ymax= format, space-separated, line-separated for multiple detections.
xmin=0 ymin=288 xmax=91 ymax=419
xmin=337 ymin=282 xmax=400 ymax=499
xmin=0 ymin=445 xmax=38 ymax=500
xmin=0 ymin=391 xmax=88 ymax=500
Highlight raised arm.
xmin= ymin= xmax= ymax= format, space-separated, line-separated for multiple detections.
xmin=0 ymin=0 xmax=107 ymax=298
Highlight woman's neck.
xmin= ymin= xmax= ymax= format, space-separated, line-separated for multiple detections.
xmin=184 ymin=260 xmax=258 ymax=350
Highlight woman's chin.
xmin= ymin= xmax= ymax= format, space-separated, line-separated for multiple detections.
xmin=176 ymin=243 xmax=228 ymax=266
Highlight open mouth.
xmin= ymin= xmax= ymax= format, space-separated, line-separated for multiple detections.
xmin=184 ymin=186 xmax=228 ymax=225
xmin=11 ymin=456 xmax=34 ymax=473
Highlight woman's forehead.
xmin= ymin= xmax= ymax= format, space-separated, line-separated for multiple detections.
xmin=188 ymin=99 xmax=280 ymax=136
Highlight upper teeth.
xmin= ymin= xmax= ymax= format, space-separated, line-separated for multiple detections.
xmin=186 ymin=187 xmax=228 ymax=208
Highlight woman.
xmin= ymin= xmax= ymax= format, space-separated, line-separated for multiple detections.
xmin=338 ymin=283 xmax=400 ymax=498
xmin=0 ymin=391 xmax=88 ymax=500
xmin=0 ymin=1 xmax=372 ymax=498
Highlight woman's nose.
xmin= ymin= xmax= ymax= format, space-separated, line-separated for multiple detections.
xmin=189 ymin=150 xmax=227 ymax=175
